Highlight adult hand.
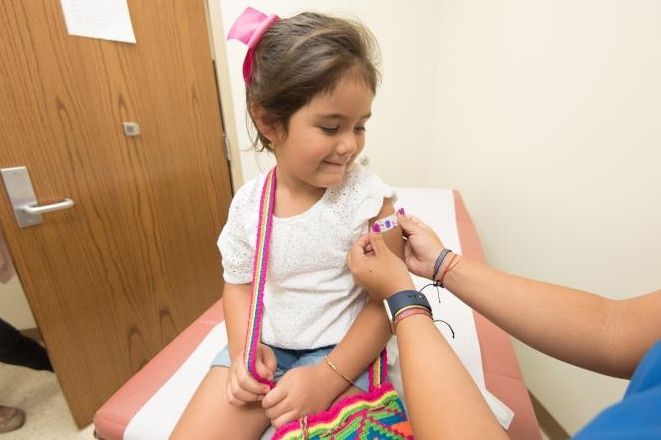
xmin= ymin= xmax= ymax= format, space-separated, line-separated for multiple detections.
xmin=262 ymin=364 xmax=336 ymax=428
xmin=398 ymin=213 xmax=445 ymax=280
xmin=226 ymin=344 xmax=276 ymax=406
xmin=348 ymin=231 xmax=414 ymax=300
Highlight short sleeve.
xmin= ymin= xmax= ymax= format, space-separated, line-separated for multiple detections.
xmin=217 ymin=175 xmax=263 ymax=285
xmin=572 ymin=339 xmax=661 ymax=439
xmin=338 ymin=164 xmax=396 ymax=235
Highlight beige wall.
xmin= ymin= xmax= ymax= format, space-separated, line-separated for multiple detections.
xmin=0 ymin=275 xmax=36 ymax=329
xmin=219 ymin=0 xmax=661 ymax=434
xmin=427 ymin=2 xmax=660 ymax=433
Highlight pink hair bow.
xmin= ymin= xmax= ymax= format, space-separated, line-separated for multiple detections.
xmin=227 ymin=7 xmax=280 ymax=85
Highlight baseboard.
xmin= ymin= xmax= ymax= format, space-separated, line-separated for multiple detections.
xmin=529 ymin=390 xmax=570 ymax=440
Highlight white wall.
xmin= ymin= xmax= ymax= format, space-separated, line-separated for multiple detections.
xmin=218 ymin=0 xmax=661 ymax=435
xmin=432 ymin=1 xmax=661 ymax=433
xmin=0 ymin=276 xmax=36 ymax=329
xmin=1 ymin=224 xmax=36 ymax=329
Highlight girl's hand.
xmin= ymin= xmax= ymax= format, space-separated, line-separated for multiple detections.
xmin=348 ymin=232 xmax=415 ymax=300
xmin=261 ymin=364 xmax=337 ymax=428
xmin=226 ymin=344 xmax=276 ymax=405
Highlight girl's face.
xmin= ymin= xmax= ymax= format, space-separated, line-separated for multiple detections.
xmin=273 ymin=73 xmax=373 ymax=192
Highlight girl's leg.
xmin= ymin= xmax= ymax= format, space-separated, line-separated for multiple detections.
xmin=170 ymin=366 xmax=270 ymax=440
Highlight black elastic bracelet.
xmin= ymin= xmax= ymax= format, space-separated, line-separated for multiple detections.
xmin=431 ymin=248 xmax=452 ymax=282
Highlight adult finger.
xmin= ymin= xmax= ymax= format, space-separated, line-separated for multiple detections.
xmin=367 ymin=231 xmax=390 ymax=256
xmin=347 ymin=233 xmax=373 ymax=266
xmin=397 ymin=212 xmax=423 ymax=236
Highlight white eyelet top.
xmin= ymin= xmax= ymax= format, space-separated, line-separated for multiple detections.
xmin=218 ymin=163 xmax=395 ymax=349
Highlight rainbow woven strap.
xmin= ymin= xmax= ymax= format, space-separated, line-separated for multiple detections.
xmin=245 ymin=168 xmax=413 ymax=439
xmin=243 ymin=167 xmax=276 ymax=388
xmin=273 ymin=351 xmax=413 ymax=439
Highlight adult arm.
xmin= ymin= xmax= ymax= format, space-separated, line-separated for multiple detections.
xmin=348 ymin=231 xmax=507 ymax=439
xmin=399 ymin=212 xmax=661 ymax=378
xmin=445 ymin=259 xmax=661 ymax=378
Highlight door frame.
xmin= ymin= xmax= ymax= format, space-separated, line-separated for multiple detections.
xmin=206 ymin=0 xmax=244 ymax=189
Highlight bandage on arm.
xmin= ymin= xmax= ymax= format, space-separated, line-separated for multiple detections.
xmin=371 ymin=212 xmax=399 ymax=233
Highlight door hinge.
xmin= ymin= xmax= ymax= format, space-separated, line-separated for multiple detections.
xmin=224 ymin=136 xmax=231 ymax=162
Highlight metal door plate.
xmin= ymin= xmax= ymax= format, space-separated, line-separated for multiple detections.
xmin=1 ymin=166 xmax=43 ymax=227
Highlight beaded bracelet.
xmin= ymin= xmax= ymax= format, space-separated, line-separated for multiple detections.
xmin=431 ymin=248 xmax=452 ymax=282
xmin=392 ymin=304 xmax=432 ymax=319
xmin=437 ymin=254 xmax=460 ymax=288
xmin=392 ymin=306 xmax=433 ymax=331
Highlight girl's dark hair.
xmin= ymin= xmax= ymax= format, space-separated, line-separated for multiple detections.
xmin=247 ymin=12 xmax=381 ymax=152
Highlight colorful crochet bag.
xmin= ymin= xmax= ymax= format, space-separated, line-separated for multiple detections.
xmin=245 ymin=168 xmax=413 ymax=439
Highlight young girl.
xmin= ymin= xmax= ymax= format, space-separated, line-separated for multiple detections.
xmin=171 ymin=7 xmax=403 ymax=439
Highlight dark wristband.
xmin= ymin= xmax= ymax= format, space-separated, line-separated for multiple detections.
xmin=383 ymin=290 xmax=432 ymax=334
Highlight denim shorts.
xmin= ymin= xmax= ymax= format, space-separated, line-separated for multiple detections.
xmin=212 ymin=344 xmax=370 ymax=392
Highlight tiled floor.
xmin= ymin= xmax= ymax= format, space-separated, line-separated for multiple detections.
xmin=0 ymin=362 xmax=95 ymax=439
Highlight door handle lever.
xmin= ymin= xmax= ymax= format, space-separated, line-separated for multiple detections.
xmin=1 ymin=166 xmax=75 ymax=228
xmin=19 ymin=199 xmax=75 ymax=215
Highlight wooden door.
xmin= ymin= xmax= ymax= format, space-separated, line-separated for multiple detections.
xmin=0 ymin=0 xmax=233 ymax=427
